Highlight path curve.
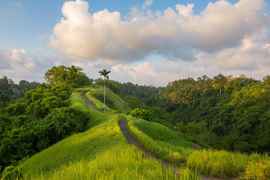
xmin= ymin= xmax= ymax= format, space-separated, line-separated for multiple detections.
xmin=118 ymin=119 xmax=232 ymax=180
xmin=119 ymin=119 xmax=180 ymax=176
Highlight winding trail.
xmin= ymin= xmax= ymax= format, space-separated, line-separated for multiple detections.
xmin=119 ymin=119 xmax=181 ymax=177
xmin=80 ymin=92 xmax=93 ymax=107
xmin=119 ymin=119 xmax=232 ymax=180
xmin=80 ymin=92 xmax=231 ymax=180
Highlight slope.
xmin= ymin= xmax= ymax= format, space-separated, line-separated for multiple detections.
xmin=6 ymin=86 xmax=269 ymax=180
xmin=11 ymin=87 xmax=196 ymax=180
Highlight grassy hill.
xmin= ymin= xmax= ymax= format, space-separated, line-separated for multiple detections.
xmin=4 ymin=86 xmax=270 ymax=180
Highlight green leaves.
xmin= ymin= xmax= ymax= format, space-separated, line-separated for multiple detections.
xmin=45 ymin=65 xmax=92 ymax=87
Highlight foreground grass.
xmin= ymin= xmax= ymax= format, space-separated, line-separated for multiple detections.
xmin=18 ymin=116 xmax=120 ymax=177
xmin=126 ymin=116 xmax=270 ymax=179
xmin=127 ymin=116 xmax=193 ymax=163
xmin=28 ymin=146 xmax=178 ymax=180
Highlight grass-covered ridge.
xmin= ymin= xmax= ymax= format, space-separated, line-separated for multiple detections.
xmin=3 ymin=86 xmax=270 ymax=180
xmin=5 ymin=88 xmax=194 ymax=180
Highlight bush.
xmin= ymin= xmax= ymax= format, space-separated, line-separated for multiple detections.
xmin=129 ymin=108 xmax=153 ymax=121
xmin=0 ymin=107 xmax=90 ymax=174
xmin=45 ymin=107 xmax=90 ymax=141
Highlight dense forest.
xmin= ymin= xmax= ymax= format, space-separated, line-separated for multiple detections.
xmin=0 ymin=66 xmax=92 ymax=173
xmin=102 ymin=74 xmax=270 ymax=153
xmin=1 ymin=66 xmax=270 ymax=174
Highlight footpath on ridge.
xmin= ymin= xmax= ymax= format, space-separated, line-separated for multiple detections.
xmin=80 ymin=91 xmax=231 ymax=180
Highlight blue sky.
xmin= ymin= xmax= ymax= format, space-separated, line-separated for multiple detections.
xmin=0 ymin=0 xmax=240 ymax=51
xmin=0 ymin=0 xmax=269 ymax=86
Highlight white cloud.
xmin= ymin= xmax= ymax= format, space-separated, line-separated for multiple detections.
xmin=3 ymin=0 xmax=270 ymax=86
xmin=144 ymin=0 xmax=153 ymax=7
xmin=51 ymin=0 xmax=268 ymax=62
xmin=0 ymin=49 xmax=68 ymax=82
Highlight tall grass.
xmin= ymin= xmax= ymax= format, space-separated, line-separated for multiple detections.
xmin=242 ymin=160 xmax=270 ymax=180
xmin=18 ymin=116 xmax=122 ymax=178
xmin=187 ymin=149 xmax=270 ymax=178
xmin=88 ymin=86 xmax=130 ymax=113
xmin=70 ymin=91 xmax=110 ymax=126
xmin=26 ymin=146 xmax=177 ymax=180
xmin=126 ymin=116 xmax=192 ymax=163
xmin=179 ymin=168 xmax=201 ymax=180
xmin=187 ymin=150 xmax=249 ymax=178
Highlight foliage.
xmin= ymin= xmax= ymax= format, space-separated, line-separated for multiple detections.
xmin=45 ymin=65 xmax=92 ymax=87
xmin=0 ymin=76 xmax=39 ymax=107
xmin=0 ymin=82 xmax=89 ymax=175
xmin=129 ymin=108 xmax=153 ymax=121
xmin=162 ymin=74 xmax=270 ymax=152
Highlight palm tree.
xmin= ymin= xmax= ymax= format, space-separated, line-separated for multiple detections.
xmin=99 ymin=69 xmax=111 ymax=111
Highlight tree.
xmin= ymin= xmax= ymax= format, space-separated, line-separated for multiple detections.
xmin=45 ymin=65 xmax=91 ymax=87
xmin=98 ymin=69 xmax=111 ymax=111
xmin=129 ymin=108 xmax=153 ymax=121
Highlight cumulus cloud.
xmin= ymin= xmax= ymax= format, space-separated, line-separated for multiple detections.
xmin=0 ymin=49 xmax=69 ymax=82
xmin=51 ymin=0 xmax=267 ymax=62
xmin=4 ymin=0 xmax=268 ymax=86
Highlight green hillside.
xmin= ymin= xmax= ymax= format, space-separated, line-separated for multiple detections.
xmin=2 ymin=86 xmax=270 ymax=180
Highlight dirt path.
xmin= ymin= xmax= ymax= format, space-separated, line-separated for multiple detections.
xmin=119 ymin=119 xmax=233 ymax=180
xmin=119 ymin=119 xmax=181 ymax=176
xmin=80 ymin=92 xmax=94 ymax=108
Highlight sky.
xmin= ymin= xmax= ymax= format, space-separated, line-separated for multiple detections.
xmin=0 ymin=0 xmax=269 ymax=86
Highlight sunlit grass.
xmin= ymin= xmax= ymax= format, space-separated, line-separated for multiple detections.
xmin=126 ymin=116 xmax=193 ymax=163
xmin=27 ymin=146 xmax=177 ymax=180
xmin=18 ymin=116 xmax=121 ymax=178
xmin=187 ymin=150 xmax=248 ymax=178
xmin=10 ymin=87 xmax=270 ymax=180
xmin=88 ymin=86 xmax=130 ymax=113
xmin=242 ymin=159 xmax=270 ymax=180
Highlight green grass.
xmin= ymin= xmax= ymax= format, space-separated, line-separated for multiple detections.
xmin=70 ymin=90 xmax=110 ymax=127
xmin=18 ymin=115 xmax=179 ymax=180
xmin=14 ymin=88 xmax=179 ymax=180
xmin=126 ymin=116 xmax=193 ymax=163
xmin=187 ymin=149 xmax=248 ymax=178
xmin=89 ymin=86 xmax=130 ymax=113
xmin=19 ymin=116 xmax=121 ymax=177
xmin=187 ymin=150 xmax=270 ymax=178
xmin=126 ymin=116 xmax=270 ymax=179
xmin=132 ymin=118 xmax=193 ymax=148
xmin=8 ymin=86 xmax=270 ymax=180
xmin=26 ymin=146 xmax=177 ymax=180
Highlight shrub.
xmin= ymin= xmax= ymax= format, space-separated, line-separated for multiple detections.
xmin=44 ymin=107 xmax=90 ymax=141
xmin=129 ymin=108 xmax=153 ymax=121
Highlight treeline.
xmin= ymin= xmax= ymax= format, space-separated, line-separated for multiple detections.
xmin=162 ymin=74 xmax=270 ymax=152
xmin=0 ymin=66 xmax=92 ymax=174
xmin=105 ymin=74 xmax=270 ymax=153
xmin=0 ymin=77 xmax=39 ymax=107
